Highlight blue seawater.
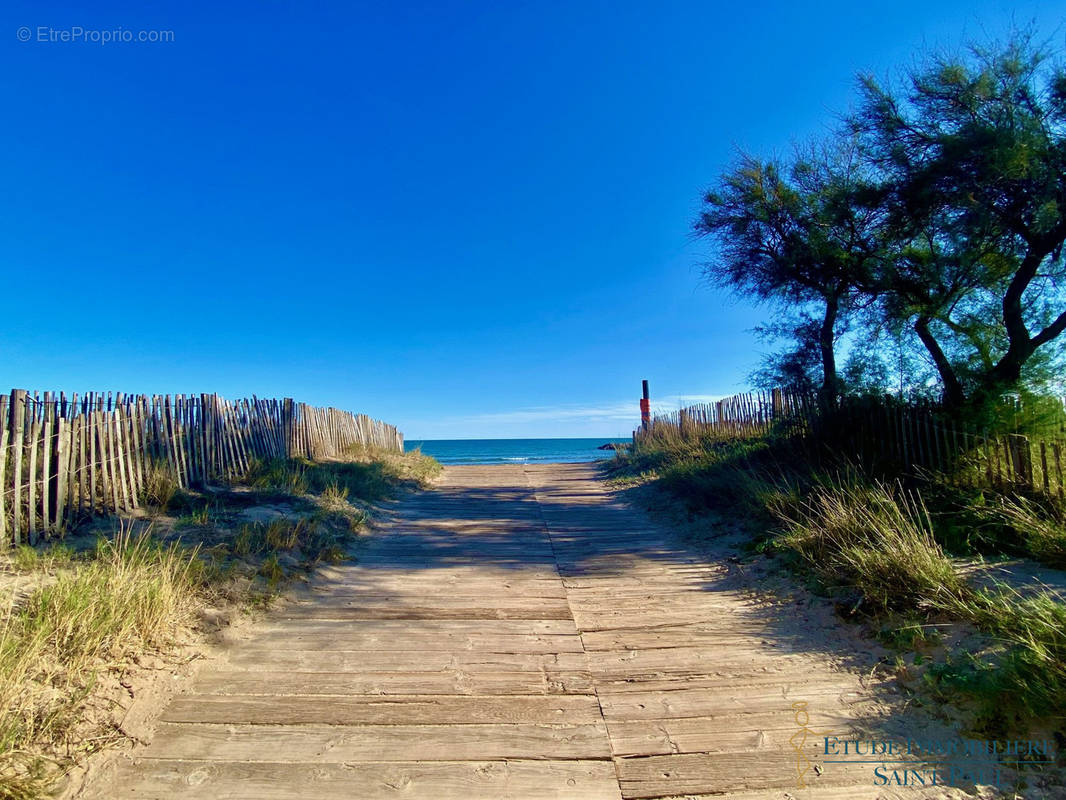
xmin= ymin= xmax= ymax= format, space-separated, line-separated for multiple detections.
xmin=404 ymin=438 xmax=627 ymax=465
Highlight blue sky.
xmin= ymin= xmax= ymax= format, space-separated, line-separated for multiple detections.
xmin=2 ymin=1 xmax=1060 ymax=438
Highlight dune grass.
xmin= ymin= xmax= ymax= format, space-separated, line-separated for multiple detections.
xmin=1 ymin=526 xmax=201 ymax=798
xmin=986 ymin=495 xmax=1066 ymax=570
xmin=1 ymin=445 xmax=440 ymax=799
xmin=771 ymin=479 xmax=969 ymax=613
xmin=609 ymin=433 xmax=1066 ymax=738
xmin=245 ymin=444 xmax=440 ymax=501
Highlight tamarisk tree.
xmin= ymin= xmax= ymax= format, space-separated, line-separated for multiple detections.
xmin=854 ymin=32 xmax=1066 ymax=408
xmin=694 ymin=142 xmax=883 ymax=410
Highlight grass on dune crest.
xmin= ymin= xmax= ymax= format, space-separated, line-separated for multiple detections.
xmin=244 ymin=444 xmax=441 ymax=500
xmin=608 ymin=433 xmax=1066 ymax=740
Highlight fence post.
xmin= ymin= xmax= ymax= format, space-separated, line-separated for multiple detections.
xmin=640 ymin=380 xmax=651 ymax=430
xmin=1007 ymin=434 xmax=1034 ymax=489
xmin=11 ymin=390 xmax=26 ymax=545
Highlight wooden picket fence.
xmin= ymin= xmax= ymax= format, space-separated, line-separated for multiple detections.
xmin=642 ymin=389 xmax=812 ymax=440
xmin=0 ymin=389 xmax=403 ymax=547
xmin=636 ymin=389 xmax=1066 ymax=500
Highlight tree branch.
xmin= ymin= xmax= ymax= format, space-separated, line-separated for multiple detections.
xmin=1031 ymin=308 xmax=1066 ymax=349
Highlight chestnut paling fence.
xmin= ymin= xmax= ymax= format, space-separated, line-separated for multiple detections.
xmin=636 ymin=389 xmax=1066 ymax=501
xmin=0 ymin=389 xmax=403 ymax=546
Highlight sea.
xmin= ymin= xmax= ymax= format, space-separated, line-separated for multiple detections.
xmin=404 ymin=437 xmax=628 ymax=466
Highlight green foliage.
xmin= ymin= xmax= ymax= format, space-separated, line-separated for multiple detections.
xmin=614 ymin=430 xmax=1066 ymax=734
xmin=697 ymin=29 xmax=1066 ymax=410
xmin=10 ymin=544 xmax=75 ymax=573
xmin=695 ymin=141 xmax=881 ymax=407
xmin=856 ymin=30 xmax=1066 ymax=407
xmin=985 ymin=495 xmax=1066 ymax=570
xmin=771 ymin=478 xmax=968 ymax=613
xmin=876 ymin=620 xmax=942 ymax=652
xmin=750 ymin=315 xmax=824 ymax=395
xmin=175 ymin=505 xmax=212 ymax=529
xmin=225 ymin=517 xmax=352 ymax=570
xmin=960 ymin=587 xmax=1066 ymax=720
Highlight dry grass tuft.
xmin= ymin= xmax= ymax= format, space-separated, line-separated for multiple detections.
xmin=771 ymin=479 xmax=968 ymax=613
xmin=0 ymin=523 xmax=200 ymax=796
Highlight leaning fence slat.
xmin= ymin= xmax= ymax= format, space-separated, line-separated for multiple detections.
xmin=41 ymin=393 xmax=54 ymax=536
xmin=1054 ymin=443 xmax=1063 ymax=503
xmin=28 ymin=394 xmax=41 ymax=544
xmin=11 ymin=390 xmax=26 ymax=544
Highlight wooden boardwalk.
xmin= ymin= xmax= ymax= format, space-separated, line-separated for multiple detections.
xmin=90 ymin=464 xmax=964 ymax=799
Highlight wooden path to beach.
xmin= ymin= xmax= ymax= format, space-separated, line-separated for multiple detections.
xmin=91 ymin=464 xmax=963 ymax=799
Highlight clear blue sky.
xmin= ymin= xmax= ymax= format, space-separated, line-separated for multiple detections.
xmin=3 ymin=1 xmax=1060 ymax=438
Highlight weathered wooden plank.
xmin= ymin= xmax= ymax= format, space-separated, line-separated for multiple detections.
xmin=351 ymin=555 xmax=561 ymax=570
xmin=220 ymin=649 xmax=590 ymax=673
xmin=573 ymin=607 xmax=757 ymax=632
xmin=128 ymin=395 xmax=144 ymax=493
xmin=278 ymin=602 xmax=573 ymax=620
xmin=606 ymin=712 xmax=861 ymax=757
xmin=363 ymin=539 xmax=554 ymax=554
xmin=233 ymin=631 xmax=586 ymax=653
xmin=105 ymin=401 xmax=121 ymax=513
xmin=249 ymin=619 xmax=579 ymax=636
xmin=110 ymin=394 xmax=126 ymax=509
xmin=562 ymin=573 xmax=720 ymax=591
xmin=97 ymin=759 xmax=622 ymax=800
xmin=615 ymin=752 xmax=882 ymax=799
xmin=713 ymin=785 xmax=935 ymax=800
xmin=347 ymin=548 xmax=560 ymax=563
xmin=195 ymin=669 xmax=594 ymax=696
xmin=112 ymin=396 xmax=132 ymax=511
xmin=598 ymin=684 xmax=872 ymax=722
xmin=287 ymin=592 xmax=572 ymax=611
xmin=308 ymin=576 xmax=570 ymax=598
xmin=162 ymin=694 xmax=604 ymax=725
xmin=91 ymin=396 xmax=107 ymax=513
xmin=146 ymin=722 xmax=612 ymax=761
xmin=76 ymin=408 xmax=87 ymax=518
xmin=580 ymin=627 xmax=812 ymax=652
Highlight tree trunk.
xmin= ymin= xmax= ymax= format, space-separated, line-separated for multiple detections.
xmin=913 ymin=316 xmax=966 ymax=408
xmin=966 ymin=242 xmax=1066 ymax=411
xmin=818 ymin=293 xmax=840 ymax=413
